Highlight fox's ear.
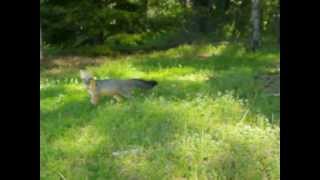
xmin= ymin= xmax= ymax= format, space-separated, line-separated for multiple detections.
xmin=80 ymin=69 xmax=92 ymax=79
xmin=79 ymin=70 xmax=85 ymax=78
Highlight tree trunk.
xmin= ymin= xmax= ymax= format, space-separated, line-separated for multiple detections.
xmin=276 ymin=3 xmax=280 ymax=46
xmin=276 ymin=14 xmax=280 ymax=46
xmin=191 ymin=0 xmax=214 ymax=33
xmin=186 ymin=0 xmax=192 ymax=8
xmin=224 ymin=0 xmax=230 ymax=12
xmin=40 ymin=24 xmax=43 ymax=61
xmin=142 ymin=0 xmax=148 ymax=17
xmin=251 ymin=0 xmax=261 ymax=51
xmin=179 ymin=0 xmax=186 ymax=8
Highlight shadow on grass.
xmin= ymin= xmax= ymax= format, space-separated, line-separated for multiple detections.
xmin=41 ymin=83 xmax=279 ymax=179
xmin=131 ymin=44 xmax=279 ymax=123
xmin=41 ymin=90 xmax=188 ymax=179
xmin=152 ymin=79 xmax=279 ymax=123
xmin=132 ymin=44 xmax=277 ymax=73
xmin=41 ymin=93 xmax=278 ymax=179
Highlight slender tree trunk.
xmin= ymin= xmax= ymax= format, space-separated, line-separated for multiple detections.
xmin=178 ymin=0 xmax=192 ymax=8
xmin=97 ymin=31 xmax=104 ymax=44
xmin=276 ymin=3 xmax=280 ymax=46
xmin=142 ymin=0 xmax=148 ymax=17
xmin=191 ymin=0 xmax=214 ymax=33
xmin=179 ymin=0 xmax=186 ymax=8
xmin=186 ymin=0 xmax=192 ymax=8
xmin=40 ymin=24 xmax=43 ymax=61
xmin=251 ymin=0 xmax=261 ymax=51
xmin=224 ymin=0 xmax=230 ymax=12
xmin=276 ymin=14 xmax=280 ymax=46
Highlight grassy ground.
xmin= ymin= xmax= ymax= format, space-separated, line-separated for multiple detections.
xmin=40 ymin=42 xmax=280 ymax=180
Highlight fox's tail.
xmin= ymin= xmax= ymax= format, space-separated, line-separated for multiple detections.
xmin=130 ymin=79 xmax=158 ymax=90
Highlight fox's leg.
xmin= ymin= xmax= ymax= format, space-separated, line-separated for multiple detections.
xmin=113 ymin=94 xmax=123 ymax=102
xmin=119 ymin=89 xmax=132 ymax=99
xmin=90 ymin=94 xmax=99 ymax=105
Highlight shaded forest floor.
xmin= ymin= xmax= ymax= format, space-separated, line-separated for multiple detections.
xmin=41 ymin=42 xmax=280 ymax=179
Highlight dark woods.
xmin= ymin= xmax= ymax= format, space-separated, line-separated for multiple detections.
xmin=40 ymin=0 xmax=279 ymax=54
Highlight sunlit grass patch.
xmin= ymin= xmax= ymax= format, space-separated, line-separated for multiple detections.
xmin=41 ymin=42 xmax=279 ymax=179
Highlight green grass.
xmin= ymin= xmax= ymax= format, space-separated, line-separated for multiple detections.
xmin=43 ymin=31 xmax=218 ymax=57
xmin=41 ymin=42 xmax=280 ymax=180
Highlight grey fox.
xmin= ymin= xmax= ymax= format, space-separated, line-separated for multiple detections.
xmin=80 ymin=70 xmax=158 ymax=105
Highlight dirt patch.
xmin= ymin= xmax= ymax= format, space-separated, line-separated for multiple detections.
xmin=41 ymin=56 xmax=107 ymax=69
xmin=255 ymin=73 xmax=280 ymax=96
xmin=40 ymin=56 xmax=110 ymax=78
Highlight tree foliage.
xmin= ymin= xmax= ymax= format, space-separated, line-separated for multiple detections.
xmin=41 ymin=0 xmax=279 ymax=48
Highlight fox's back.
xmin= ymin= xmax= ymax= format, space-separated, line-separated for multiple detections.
xmin=95 ymin=79 xmax=156 ymax=96
xmin=96 ymin=79 xmax=126 ymax=95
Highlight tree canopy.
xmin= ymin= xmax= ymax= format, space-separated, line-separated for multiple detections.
xmin=41 ymin=0 xmax=279 ymax=50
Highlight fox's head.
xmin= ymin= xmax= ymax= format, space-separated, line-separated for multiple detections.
xmin=80 ymin=70 xmax=93 ymax=87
